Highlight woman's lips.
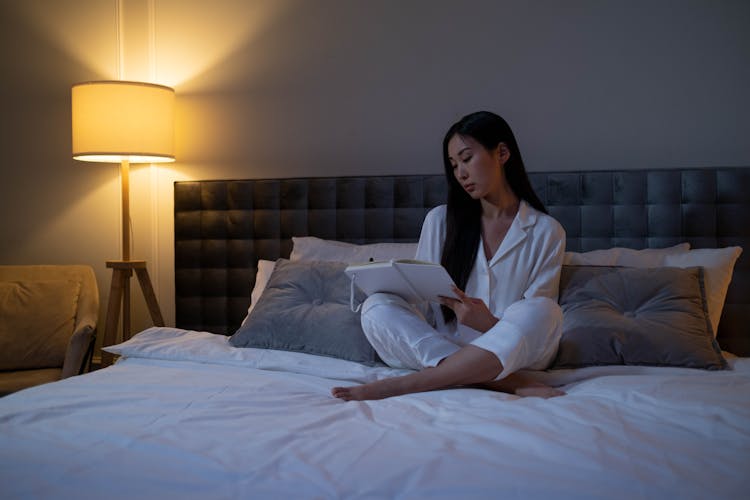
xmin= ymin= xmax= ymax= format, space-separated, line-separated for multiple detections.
xmin=463 ymin=183 xmax=475 ymax=192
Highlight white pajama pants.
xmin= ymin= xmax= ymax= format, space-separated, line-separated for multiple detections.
xmin=361 ymin=293 xmax=563 ymax=380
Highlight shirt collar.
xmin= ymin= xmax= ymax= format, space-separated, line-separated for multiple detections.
xmin=485 ymin=200 xmax=538 ymax=266
xmin=516 ymin=199 xmax=538 ymax=229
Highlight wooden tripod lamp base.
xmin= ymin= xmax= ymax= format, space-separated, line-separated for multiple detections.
xmin=101 ymin=260 xmax=164 ymax=367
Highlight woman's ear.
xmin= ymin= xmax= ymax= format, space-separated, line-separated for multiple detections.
xmin=497 ymin=142 xmax=511 ymax=165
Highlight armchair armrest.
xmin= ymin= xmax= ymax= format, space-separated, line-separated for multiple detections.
xmin=61 ymin=323 xmax=96 ymax=378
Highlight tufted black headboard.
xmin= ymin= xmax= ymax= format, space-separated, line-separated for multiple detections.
xmin=175 ymin=167 xmax=749 ymax=356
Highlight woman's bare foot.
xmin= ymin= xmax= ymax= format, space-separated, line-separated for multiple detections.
xmin=513 ymin=384 xmax=565 ymax=398
xmin=480 ymin=372 xmax=565 ymax=399
xmin=331 ymin=377 xmax=407 ymax=401
xmin=331 ymin=385 xmax=373 ymax=401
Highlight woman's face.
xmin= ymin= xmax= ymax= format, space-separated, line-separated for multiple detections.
xmin=447 ymin=134 xmax=508 ymax=200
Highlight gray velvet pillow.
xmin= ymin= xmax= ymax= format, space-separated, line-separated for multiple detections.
xmin=553 ymin=265 xmax=727 ymax=370
xmin=229 ymin=259 xmax=378 ymax=365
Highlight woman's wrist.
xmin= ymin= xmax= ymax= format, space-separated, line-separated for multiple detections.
xmin=479 ymin=316 xmax=499 ymax=333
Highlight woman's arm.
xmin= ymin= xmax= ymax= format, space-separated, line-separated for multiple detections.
xmin=414 ymin=206 xmax=446 ymax=264
xmin=523 ymin=218 xmax=566 ymax=300
xmin=439 ymin=286 xmax=498 ymax=333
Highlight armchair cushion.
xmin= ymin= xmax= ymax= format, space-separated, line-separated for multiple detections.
xmin=0 ymin=368 xmax=62 ymax=396
xmin=0 ymin=280 xmax=81 ymax=370
xmin=0 ymin=265 xmax=99 ymax=394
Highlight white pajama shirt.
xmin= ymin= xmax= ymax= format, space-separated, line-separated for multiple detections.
xmin=361 ymin=200 xmax=566 ymax=378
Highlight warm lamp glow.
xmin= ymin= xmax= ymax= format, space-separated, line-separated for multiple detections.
xmin=72 ymin=81 xmax=175 ymax=163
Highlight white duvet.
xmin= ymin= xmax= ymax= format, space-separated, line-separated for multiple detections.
xmin=1 ymin=327 xmax=749 ymax=499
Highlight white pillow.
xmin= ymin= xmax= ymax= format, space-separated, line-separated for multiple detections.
xmin=663 ymin=246 xmax=743 ymax=337
xmin=290 ymin=236 xmax=418 ymax=264
xmin=564 ymin=243 xmax=690 ymax=267
xmin=240 ymin=259 xmax=276 ymax=326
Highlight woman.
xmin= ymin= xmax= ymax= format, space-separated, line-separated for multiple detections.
xmin=332 ymin=111 xmax=566 ymax=401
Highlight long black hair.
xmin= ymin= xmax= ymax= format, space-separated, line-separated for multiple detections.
xmin=440 ymin=111 xmax=546 ymax=322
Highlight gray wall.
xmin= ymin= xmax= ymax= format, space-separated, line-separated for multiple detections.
xmin=1 ymin=0 xmax=748 ymax=343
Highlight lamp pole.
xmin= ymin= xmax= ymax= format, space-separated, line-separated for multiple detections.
xmin=121 ymin=158 xmax=130 ymax=262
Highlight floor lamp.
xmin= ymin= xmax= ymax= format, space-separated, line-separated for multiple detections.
xmin=72 ymin=81 xmax=175 ymax=367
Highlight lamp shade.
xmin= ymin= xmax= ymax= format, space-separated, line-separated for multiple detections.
xmin=72 ymin=81 xmax=175 ymax=163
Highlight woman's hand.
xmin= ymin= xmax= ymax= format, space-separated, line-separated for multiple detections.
xmin=439 ymin=286 xmax=499 ymax=333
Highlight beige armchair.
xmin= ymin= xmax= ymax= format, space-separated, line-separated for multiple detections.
xmin=0 ymin=265 xmax=99 ymax=396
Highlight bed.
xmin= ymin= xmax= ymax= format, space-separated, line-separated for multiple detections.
xmin=2 ymin=167 xmax=749 ymax=499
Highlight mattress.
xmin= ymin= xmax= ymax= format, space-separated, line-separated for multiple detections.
xmin=1 ymin=327 xmax=748 ymax=499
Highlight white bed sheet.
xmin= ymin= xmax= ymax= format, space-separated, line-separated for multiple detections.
xmin=1 ymin=327 xmax=749 ymax=499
